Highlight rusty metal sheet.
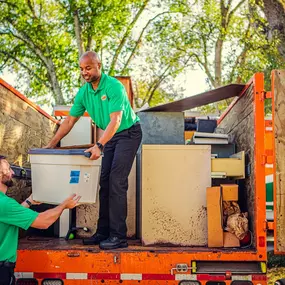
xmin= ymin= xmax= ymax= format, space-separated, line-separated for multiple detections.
xmin=142 ymin=84 xmax=245 ymax=112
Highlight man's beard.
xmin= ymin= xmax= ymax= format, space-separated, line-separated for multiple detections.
xmin=3 ymin=179 xmax=14 ymax=187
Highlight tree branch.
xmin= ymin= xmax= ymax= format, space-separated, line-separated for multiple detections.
xmin=6 ymin=21 xmax=50 ymax=67
xmin=142 ymin=64 xmax=171 ymax=105
xmin=120 ymin=11 xmax=173 ymax=75
xmin=109 ymin=0 xmax=150 ymax=75
xmin=147 ymin=72 xmax=170 ymax=105
xmin=228 ymin=23 xmax=251 ymax=83
xmin=27 ymin=0 xmax=37 ymax=18
xmin=0 ymin=50 xmax=50 ymax=88
xmin=228 ymin=0 xmax=246 ymax=25
xmin=86 ymin=34 xmax=93 ymax=51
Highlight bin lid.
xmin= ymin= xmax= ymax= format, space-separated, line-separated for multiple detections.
xmin=29 ymin=148 xmax=91 ymax=158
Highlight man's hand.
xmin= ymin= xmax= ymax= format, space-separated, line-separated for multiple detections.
xmin=85 ymin=145 xmax=101 ymax=160
xmin=31 ymin=194 xmax=81 ymax=229
xmin=42 ymin=143 xmax=56 ymax=149
xmin=27 ymin=194 xmax=42 ymax=205
xmin=42 ymin=116 xmax=80 ymax=149
xmin=62 ymin=194 xmax=81 ymax=209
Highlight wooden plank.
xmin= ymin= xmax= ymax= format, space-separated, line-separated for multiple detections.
xmin=218 ymin=84 xmax=255 ymax=246
xmin=143 ymin=84 xmax=245 ymax=112
xmin=116 ymin=77 xmax=134 ymax=107
xmin=273 ymin=70 xmax=285 ymax=252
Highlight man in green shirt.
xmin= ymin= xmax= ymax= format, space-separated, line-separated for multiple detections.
xmin=45 ymin=51 xmax=142 ymax=250
xmin=0 ymin=156 xmax=81 ymax=285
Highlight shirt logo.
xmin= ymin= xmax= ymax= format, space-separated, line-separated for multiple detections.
xmin=101 ymin=95 xmax=107 ymax=101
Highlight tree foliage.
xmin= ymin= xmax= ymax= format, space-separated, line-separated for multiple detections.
xmin=0 ymin=0 xmax=284 ymax=111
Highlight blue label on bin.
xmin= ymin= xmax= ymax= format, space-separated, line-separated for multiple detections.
xmin=70 ymin=176 xmax=79 ymax=184
xmin=70 ymin=170 xmax=80 ymax=184
xmin=70 ymin=170 xmax=80 ymax=177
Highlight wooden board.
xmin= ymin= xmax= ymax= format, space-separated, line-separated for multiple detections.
xmin=143 ymin=84 xmax=245 ymax=112
xmin=218 ymin=84 xmax=255 ymax=245
xmin=0 ymin=84 xmax=58 ymax=167
xmin=141 ymin=145 xmax=211 ymax=246
xmin=273 ymin=70 xmax=285 ymax=252
xmin=0 ymin=83 xmax=58 ymax=205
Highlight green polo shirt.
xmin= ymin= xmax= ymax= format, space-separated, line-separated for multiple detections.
xmin=70 ymin=73 xmax=139 ymax=133
xmin=0 ymin=192 xmax=38 ymax=262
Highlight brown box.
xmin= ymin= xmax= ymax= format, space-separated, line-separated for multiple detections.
xmin=207 ymin=187 xmax=223 ymax=247
xmin=221 ymin=184 xmax=238 ymax=201
xmin=223 ymin=232 xmax=240 ymax=247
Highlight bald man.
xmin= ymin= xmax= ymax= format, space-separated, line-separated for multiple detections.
xmin=45 ymin=51 xmax=142 ymax=250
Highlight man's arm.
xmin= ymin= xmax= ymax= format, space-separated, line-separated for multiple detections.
xmin=99 ymin=111 xmax=122 ymax=145
xmin=31 ymin=194 xmax=81 ymax=229
xmin=21 ymin=194 xmax=41 ymax=208
xmin=45 ymin=116 xmax=80 ymax=148
xmin=85 ymin=111 xmax=122 ymax=160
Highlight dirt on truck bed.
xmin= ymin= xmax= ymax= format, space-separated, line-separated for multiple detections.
xmin=18 ymin=237 xmax=256 ymax=253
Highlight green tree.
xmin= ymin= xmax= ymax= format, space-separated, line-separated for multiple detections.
xmin=0 ymin=0 xmax=162 ymax=105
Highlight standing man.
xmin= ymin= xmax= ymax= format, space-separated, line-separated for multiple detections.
xmin=45 ymin=51 xmax=142 ymax=250
xmin=0 ymin=156 xmax=81 ymax=285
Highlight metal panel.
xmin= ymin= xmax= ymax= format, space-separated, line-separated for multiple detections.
xmin=138 ymin=111 xmax=185 ymax=145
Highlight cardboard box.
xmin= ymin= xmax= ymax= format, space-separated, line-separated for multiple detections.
xmin=221 ymin=184 xmax=238 ymax=201
xmin=223 ymin=232 xmax=240 ymax=247
xmin=207 ymin=187 xmax=223 ymax=247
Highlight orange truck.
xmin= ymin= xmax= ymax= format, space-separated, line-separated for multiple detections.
xmin=3 ymin=71 xmax=285 ymax=285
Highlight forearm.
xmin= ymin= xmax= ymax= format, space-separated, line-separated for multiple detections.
xmin=98 ymin=119 xmax=121 ymax=146
xmin=21 ymin=200 xmax=30 ymax=208
xmin=31 ymin=204 xmax=65 ymax=229
xmin=47 ymin=118 xmax=77 ymax=147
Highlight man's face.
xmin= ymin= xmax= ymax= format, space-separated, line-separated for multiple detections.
xmin=79 ymin=56 xmax=101 ymax=83
xmin=0 ymin=160 xmax=14 ymax=187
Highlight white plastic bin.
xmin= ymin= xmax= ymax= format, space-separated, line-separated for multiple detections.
xmin=29 ymin=149 xmax=101 ymax=204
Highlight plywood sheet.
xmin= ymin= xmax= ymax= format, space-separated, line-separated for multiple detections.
xmin=76 ymin=159 xmax=136 ymax=238
xmin=0 ymin=84 xmax=58 ymax=167
xmin=0 ymin=83 xmax=58 ymax=203
xmin=141 ymin=145 xmax=211 ymax=246
xmin=273 ymin=70 xmax=285 ymax=252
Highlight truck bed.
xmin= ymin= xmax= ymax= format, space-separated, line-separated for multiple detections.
xmin=18 ymin=237 xmax=255 ymax=253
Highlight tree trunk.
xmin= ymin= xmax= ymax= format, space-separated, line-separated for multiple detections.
xmin=214 ymin=39 xmax=223 ymax=87
xmin=73 ymin=9 xmax=84 ymax=57
xmin=263 ymin=0 xmax=285 ymax=59
xmin=46 ymin=58 xmax=65 ymax=105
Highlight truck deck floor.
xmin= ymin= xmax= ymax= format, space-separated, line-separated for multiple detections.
xmin=18 ymin=237 xmax=255 ymax=253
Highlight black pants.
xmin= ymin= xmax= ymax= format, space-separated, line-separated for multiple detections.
xmin=0 ymin=266 xmax=15 ymax=285
xmin=96 ymin=123 xmax=142 ymax=239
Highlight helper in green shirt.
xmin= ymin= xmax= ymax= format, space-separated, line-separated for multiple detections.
xmin=0 ymin=156 xmax=81 ymax=285
xmin=45 ymin=51 xmax=142 ymax=250
xmin=0 ymin=192 xmax=38 ymax=263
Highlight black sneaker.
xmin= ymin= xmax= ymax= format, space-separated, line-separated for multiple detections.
xmin=99 ymin=236 xmax=128 ymax=250
xmin=83 ymin=233 xmax=108 ymax=245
